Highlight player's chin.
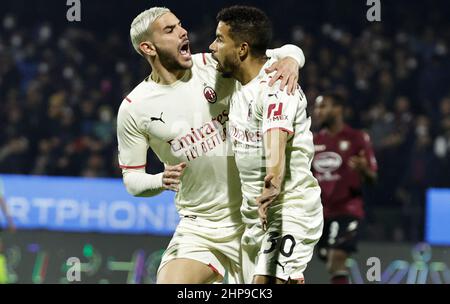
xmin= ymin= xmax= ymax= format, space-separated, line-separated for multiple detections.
xmin=178 ymin=55 xmax=193 ymax=69
xmin=181 ymin=59 xmax=193 ymax=69
xmin=215 ymin=62 xmax=227 ymax=74
xmin=217 ymin=65 xmax=232 ymax=78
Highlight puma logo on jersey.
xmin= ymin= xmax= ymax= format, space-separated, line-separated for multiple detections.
xmin=268 ymin=93 xmax=279 ymax=98
xmin=151 ymin=112 xmax=165 ymax=124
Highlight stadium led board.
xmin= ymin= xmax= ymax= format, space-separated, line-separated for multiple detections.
xmin=0 ymin=175 xmax=178 ymax=235
xmin=425 ymin=189 xmax=450 ymax=246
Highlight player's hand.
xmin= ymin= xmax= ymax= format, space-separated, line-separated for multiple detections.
xmin=265 ymin=57 xmax=299 ymax=96
xmin=348 ymin=151 xmax=369 ymax=174
xmin=256 ymin=174 xmax=281 ymax=231
xmin=162 ymin=163 xmax=187 ymax=192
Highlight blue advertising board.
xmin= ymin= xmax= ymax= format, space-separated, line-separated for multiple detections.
xmin=0 ymin=174 xmax=179 ymax=235
xmin=425 ymin=188 xmax=450 ymax=246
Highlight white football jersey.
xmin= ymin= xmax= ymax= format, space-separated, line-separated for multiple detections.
xmin=117 ymin=53 xmax=243 ymax=227
xmin=228 ymin=58 xmax=323 ymax=225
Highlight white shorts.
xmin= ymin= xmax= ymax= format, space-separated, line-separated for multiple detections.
xmin=158 ymin=217 xmax=245 ymax=284
xmin=241 ymin=211 xmax=323 ymax=283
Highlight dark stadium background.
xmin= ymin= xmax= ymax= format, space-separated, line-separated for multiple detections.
xmin=0 ymin=0 xmax=449 ymax=283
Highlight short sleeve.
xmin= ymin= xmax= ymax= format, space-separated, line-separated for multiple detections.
xmin=258 ymin=85 xmax=299 ymax=135
xmin=116 ymin=102 xmax=148 ymax=170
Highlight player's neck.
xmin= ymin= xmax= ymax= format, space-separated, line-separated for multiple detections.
xmin=235 ymin=56 xmax=268 ymax=85
xmin=328 ymin=119 xmax=345 ymax=135
xmin=149 ymin=60 xmax=187 ymax=85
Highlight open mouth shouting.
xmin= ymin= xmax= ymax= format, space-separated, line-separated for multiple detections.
xmin=179 ymin=39 xmax=192 ymax=60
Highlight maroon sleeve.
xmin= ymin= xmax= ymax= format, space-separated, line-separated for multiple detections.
xmin=359 ymin=131 xmax=378 ymax=172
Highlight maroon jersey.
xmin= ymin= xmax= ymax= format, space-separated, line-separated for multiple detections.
xmin=312 ymin=125 xmax=378 ymax=219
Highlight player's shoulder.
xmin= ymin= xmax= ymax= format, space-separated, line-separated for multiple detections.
xmin=314 ymin=129 xmax=327 ymax=140
xmin=120 ymin=77 xmax=157 ymax=109
xmin=345 ymin=125 xmax=372 ymax=143
xmin=259 ymin=73 xmax=305 ymax=102
xmin=258 ymin=62 xmax=278 ymax=92
xmin=192 ymin=53 xmax=216 ymax=69
xmin=118 ymin=80 xmax=148 ymax=117
xmin=257 ymin=76 xmax=297 ymax=100
xmin=359 ymin=129 xmax=373 ymax=144
xmin=117 ymin=97 xmax=134 ymax=124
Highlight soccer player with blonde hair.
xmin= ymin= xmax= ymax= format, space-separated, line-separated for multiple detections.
xmin=118 ymin=6 xmax=305 ymax=284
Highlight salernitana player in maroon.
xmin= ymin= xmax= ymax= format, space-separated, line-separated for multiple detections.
xmin=312 ymin=93 xmax=378 ymax=284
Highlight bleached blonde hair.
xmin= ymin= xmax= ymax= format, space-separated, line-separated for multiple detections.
xmin=130 ymin=7 xmax=171 ymax=56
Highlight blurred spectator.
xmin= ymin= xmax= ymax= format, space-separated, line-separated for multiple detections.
xmin=396 ymin=115 xmax=436 ymax=241
xmin=433 ymin=97 xmax=450 ymax=187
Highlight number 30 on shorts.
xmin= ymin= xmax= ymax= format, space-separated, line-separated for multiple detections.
xmin=263 ymin=232 xmax=296 ymax=257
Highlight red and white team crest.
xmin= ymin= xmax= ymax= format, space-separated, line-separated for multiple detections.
xmin=204 ymin=86 xmax=217 ymax=104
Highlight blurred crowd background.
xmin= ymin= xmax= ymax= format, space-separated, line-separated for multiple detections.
xmin=0 ymin=0 xmax=449 ymax=243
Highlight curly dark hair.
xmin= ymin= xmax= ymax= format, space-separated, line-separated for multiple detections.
xmin=216 ymin=5 xmax=273 ymax=58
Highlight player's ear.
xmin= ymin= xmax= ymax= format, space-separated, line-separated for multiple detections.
xmin=239 ymin=42 xmax=250 ymax=59
xmin=139 ymin=41 xmax=157 ymax=57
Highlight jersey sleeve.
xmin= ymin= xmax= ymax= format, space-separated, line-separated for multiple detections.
xmin=192 ymin=53 xmax=220 ymax=78
xmin=266 ymin=44 xmax=305 ymax=68
xmin=359 ymin=131 xmax=378 ymax=172
xmin=116 ymin=102 xmax=148 ymax=170
xmin=255 ymin=84 xmax=299 ymax=135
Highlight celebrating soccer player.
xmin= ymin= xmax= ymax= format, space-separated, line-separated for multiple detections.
xmin=209 ymin=6 xmax=323 ymax=284
xmin=117 ymin=7 xmax=305 ymax=284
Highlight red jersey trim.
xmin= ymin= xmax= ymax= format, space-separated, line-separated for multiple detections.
xmin=264 ymin=127 xmax=294 ymax=135
xmin=208 ymin=263 xmax=221 ymax=275
xmin=202 ymin=53 xmax=207 ymax=65
xmin=119 ymin=164 xmax=146 ymax=169
xmin=125 ymin=97 xmax=133 ymax=103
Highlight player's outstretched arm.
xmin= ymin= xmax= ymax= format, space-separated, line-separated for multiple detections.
xmin=122 ymin=163 xmax=186 ymax=197
xmin=266 ymin=44 xmax=305 ymax=95
xmin=348 ymin=132 xmax=378 ymax=184
xmin=266 ymin=44 xmax=305 ymax=69
xmin=117 ymin=102 xmax=186 ymax=197
xmin=348 ymin=150 xmax=378 ymax=184
xmin=256 ymin=129 xmax=288 ymax=231
xmin=199 ymin=44 xmax=304 ymax=94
